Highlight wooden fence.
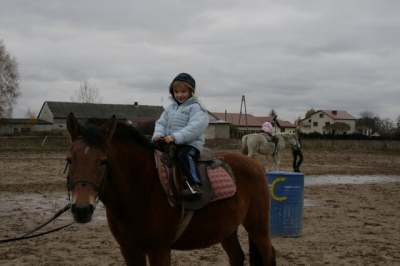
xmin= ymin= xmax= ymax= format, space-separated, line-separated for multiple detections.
xmin=1 ymin=136 xmax=400 ymax=152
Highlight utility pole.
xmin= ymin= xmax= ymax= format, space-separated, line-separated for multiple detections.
xmin=238 ymin=95 xmax=248 ymax=133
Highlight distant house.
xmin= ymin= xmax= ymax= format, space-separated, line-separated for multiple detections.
xmin=256 ymin=116 xmax=297 ymax=133
xmin=204 ymin=112 xmax=230 ymax=139
xmin=36 ymin=101 xmax=230 ymax=139
xmin=0 ymin=118 xmax=52 ymax=135
xmin=211 ymin=112 xmax=297 ymax=133
xmin=211 ymin=112 xmax=263 ymax=131
xmin=38 ymin=101 xmax=164 ymax=130
xmin=299 ymin=110 xmax=356 ymax=134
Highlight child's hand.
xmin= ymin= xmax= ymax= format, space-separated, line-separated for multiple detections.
xmin=154 ymin=135 xmax=162 ymax=141
xmin=165 ymin=135 xmax=174 ymax=143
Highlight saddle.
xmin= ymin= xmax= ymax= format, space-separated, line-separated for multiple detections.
xmin=154 ymin=144 xmax=236 ymax=211
xmin=260 ymin=133 xmax=279 ymax=154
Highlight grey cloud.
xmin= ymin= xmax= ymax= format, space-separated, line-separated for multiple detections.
xmin=1 ymin=0 xmax=399 ymax=121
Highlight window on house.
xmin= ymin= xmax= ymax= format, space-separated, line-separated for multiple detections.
xmin=313 ymin=122 xmax=318 ymax=127
xmin=320 ymin=114 xmax=324 ymax=118
xmin=325 ymin=122 xmax=330 ymax=126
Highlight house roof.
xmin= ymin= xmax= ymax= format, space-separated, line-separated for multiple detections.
xmin=256 ymin=116 xmax=275 ymax=123
xmin=277 ymin=120 xmax=297 ymax=128
xmin=211 ymin=112 xmax=263 ymax=127
xmin=319 ymin=110 xmax=356 ymax=120
xmin=255 ymin=116 xmax=296 ymax=128
xmin=38 ymin=101 xmax=164 ymax=119
xmin=0 ymin=118 xmax=52 ymax=125
xmin=211 ymin=112 xmax=296 ymax=128
xmin=300 ymin=110 xmax=356 ymax=122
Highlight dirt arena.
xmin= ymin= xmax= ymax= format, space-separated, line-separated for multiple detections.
xmin=0 ymin=149 xmax=399 ymax=265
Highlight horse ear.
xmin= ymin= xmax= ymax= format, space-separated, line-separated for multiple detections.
xmin=66 ymin=113 xmax=81 ymax=143
xmin=101 ymin=115 xmax=117 ymax=142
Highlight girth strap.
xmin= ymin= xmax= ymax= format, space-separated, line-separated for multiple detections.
xmin=172 ymin=210 xmax=194 ymax=243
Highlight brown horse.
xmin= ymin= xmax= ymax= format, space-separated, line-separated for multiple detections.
xmin=65 ymin=113 xmax=276 ymax=266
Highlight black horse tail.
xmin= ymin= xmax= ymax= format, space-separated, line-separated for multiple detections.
xmin=241 ymin=135 xmax=249 ymax=155
xmin=249 ymin=236 xmax=276 ymax=266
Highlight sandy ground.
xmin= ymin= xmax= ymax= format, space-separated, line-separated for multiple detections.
xmin=0 ymin=149 xmax=399 ymax=266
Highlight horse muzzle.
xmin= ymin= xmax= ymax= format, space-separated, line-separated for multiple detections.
xmin=68 ymin=180 xmax=101 ymax=223
xmin=71 ymin=202 xmax=95 ymax=223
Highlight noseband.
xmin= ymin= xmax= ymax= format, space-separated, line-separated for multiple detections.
xmin=65 ymin=163 xmax=109 ymax=203
xmin=64 ymin=138 xmax=110 ymax=202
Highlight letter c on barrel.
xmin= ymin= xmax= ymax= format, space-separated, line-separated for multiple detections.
xmin=270 ymin=177 xmax=287 ymax=201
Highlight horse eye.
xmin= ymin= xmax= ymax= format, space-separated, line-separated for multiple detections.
xmin=100 ymin=159 xmax=108 ymax=167
xmin=66 ymin=157 xmax=72 ymax=164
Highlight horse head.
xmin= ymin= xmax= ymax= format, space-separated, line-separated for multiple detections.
xmin=65 ymin=113 xmax=117 ymax=223
xmin=280 ymin=133 xmax=301 ymax=150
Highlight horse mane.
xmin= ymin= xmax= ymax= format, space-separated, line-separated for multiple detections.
xmin=278 ymin=132 xmax=295 ymax=135
xmin=83 ymin=118 xmax=155 ymax=150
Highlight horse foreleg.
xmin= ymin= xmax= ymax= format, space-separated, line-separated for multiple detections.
xmin=264 ymin=155 xmax=270 ymax=172
xmin=272 ymin=159 xmax=278 ymax=171
xmin=221 ymin=229 xmax=245 ymax=266
xmin=271 ymin=154 xmax=279 ymax=171
xmin=146 ymin=247 xmax=172 ymax=266
xmin=119 ymin=246 xmax=147 ymax=266
xmin=274 ymin=153 xmax=284 ymax=171
xmin=247 ymin=150 xmax=255 ymax=158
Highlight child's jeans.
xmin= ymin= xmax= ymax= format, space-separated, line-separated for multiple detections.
xmin=176 ymin=145 xmax=202 ymax=185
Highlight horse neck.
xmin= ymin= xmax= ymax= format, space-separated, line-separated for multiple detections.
xmin=102 ymin=140 xmax=159 ymax=204
xmin=288 ymin=135 xmax=298 ymax=146
xmin=280 ymin=134 xmax=295 ymax=146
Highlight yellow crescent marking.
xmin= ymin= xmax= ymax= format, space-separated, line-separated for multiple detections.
xmin=270 ymin=177 xmax=287 ymax=201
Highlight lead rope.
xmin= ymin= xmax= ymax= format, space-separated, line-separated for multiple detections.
xmin=0 ymin=163 xmax=77 ymax=244
xmin=0 ymin=204 xmax=74 ymax=244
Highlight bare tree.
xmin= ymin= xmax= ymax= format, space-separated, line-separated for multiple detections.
xmin=295 ymin=115 xmax=302 ymax=125
xmin=70 ymin=81 xmax=103 ymax=103
xmin=357 ymin=110 xmax=379 ymax=136
xmin=24 ymin=108 xmax=37 ymax=126
xmin=396 ymin=115 xmax=400 ymax=130
xmin=0 ymin=40 xmax=21 ymax=118
xmin=380 ymin=118 xmax=394 ymax=131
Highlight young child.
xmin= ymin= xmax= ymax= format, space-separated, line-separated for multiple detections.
xmin=260 ymin=121 xmax=279 ymax=143
xmin=152 ymin=73 xmax=209 ymax=199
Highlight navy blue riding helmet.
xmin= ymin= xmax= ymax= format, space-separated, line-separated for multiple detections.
xmin=170 ymin=73 xmax=196 ymax=94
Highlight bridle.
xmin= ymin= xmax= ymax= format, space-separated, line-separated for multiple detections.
xmin=65 ymin=171 xmax=109 ymax=204
xmin=280 ymin=133 xmax=300 ymax=149
xmin=64 ymin=137 xmax=111 ymax=204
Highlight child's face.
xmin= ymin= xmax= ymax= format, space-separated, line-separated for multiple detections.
xmin=173 ymin=84 xmax=191 ymax=104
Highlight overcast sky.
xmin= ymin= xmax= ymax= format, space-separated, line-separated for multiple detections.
xmin=1 ymin=1 xmax=399 ymax=123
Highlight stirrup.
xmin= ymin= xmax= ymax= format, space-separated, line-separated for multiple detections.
xmin=181 ymin=181 xmax=202 ymax=200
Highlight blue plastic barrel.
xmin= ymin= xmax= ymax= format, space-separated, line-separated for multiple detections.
xmin=267 ymin=171 xmax=304 ymax=237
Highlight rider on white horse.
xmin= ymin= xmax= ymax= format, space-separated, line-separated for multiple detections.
xmin=260 ymin=121 xmax=279 ymax=143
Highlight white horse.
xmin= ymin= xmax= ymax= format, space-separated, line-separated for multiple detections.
xmin=241 ymin=132 xmax=300 ymax=171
